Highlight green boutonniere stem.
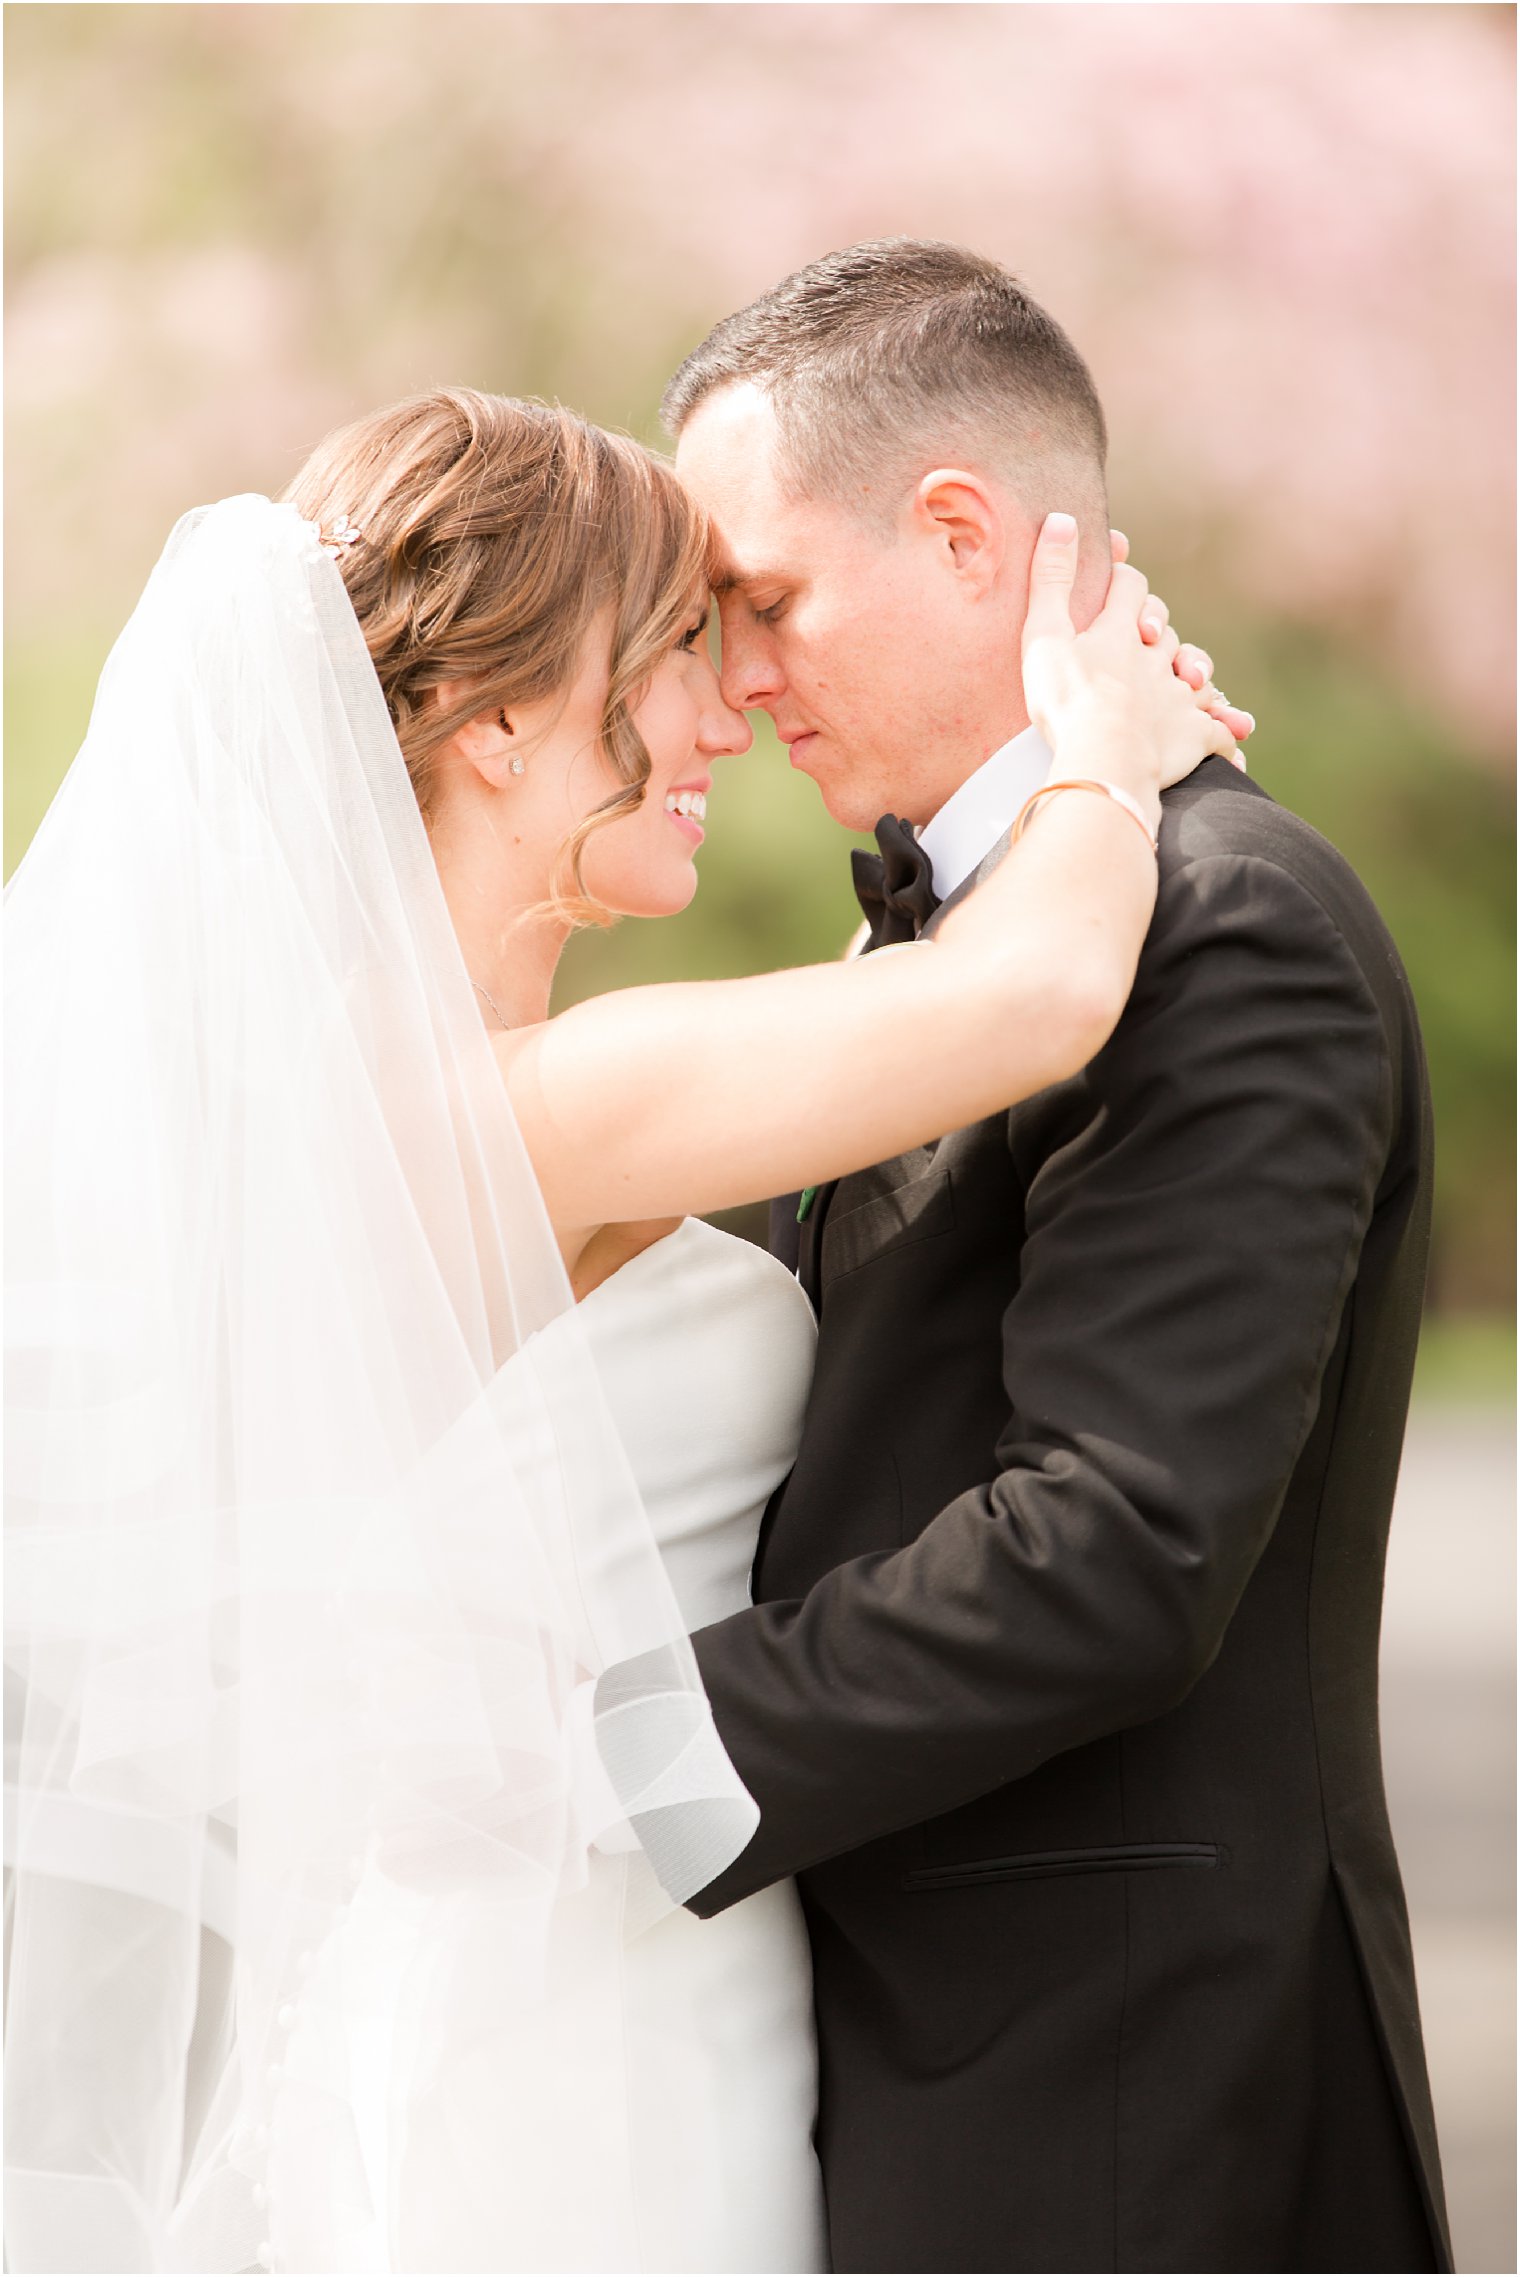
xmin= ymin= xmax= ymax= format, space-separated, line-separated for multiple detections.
xmin=796 ymin=1186 xmax=818 ymax=1225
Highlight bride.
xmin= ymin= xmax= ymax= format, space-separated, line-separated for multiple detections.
xmin=4 ymin=388 xmax=1239 ymax=2274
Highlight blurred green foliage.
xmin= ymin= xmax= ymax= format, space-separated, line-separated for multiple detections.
xmin=1412 ymin=1312 xmax=1517 ymax=1407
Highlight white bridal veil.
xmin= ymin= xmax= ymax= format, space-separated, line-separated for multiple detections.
xmin=4 ymin=498 xmax=757 ymax=2272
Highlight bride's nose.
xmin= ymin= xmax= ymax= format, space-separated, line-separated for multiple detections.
xmin=695 ymin=654 xmax=753 ymax=760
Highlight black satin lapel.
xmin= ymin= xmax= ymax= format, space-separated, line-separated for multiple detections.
xmin=918 ymin=827 xmax=1012 ymax=941
xmin=769 ymin=1193 xmax=803 ymax=1274
xmin=797 ymin=1178 xmax=840 ymax=1312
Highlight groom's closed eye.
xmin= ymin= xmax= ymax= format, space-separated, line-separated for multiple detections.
xmin=731 ymin=583 xmax=791 ymax=627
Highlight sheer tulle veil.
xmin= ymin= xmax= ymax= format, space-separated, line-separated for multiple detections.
xmin=4 ymin=497 xmax=758 ymax=2272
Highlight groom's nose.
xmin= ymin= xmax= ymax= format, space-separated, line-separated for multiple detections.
xmin=716 ymin=597 xmax=785 ymax=717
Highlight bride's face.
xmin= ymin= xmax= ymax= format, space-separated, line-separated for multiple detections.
xmin=581 ymin=600 xmax=753 ymax=919
xmin=434 ymin=600 xmax=752 ymax=922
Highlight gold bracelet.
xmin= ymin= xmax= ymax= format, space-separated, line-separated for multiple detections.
xmin=1011 ymin=777 xmax=1159 ymax=856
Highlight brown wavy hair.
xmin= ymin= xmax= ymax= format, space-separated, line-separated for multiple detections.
xmin=284 ymin=388 xmax=710 ymax=925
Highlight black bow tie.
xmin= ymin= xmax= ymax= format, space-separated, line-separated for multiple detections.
xmin=851 ymin=815 xmax=941 ymax=949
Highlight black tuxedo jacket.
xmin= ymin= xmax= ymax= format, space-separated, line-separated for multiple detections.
xmin=682 ymin=761 xmax=1450 ymax=2273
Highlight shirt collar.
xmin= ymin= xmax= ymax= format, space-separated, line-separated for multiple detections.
xmin=915 ymin=725 xmax=1053 ymax=902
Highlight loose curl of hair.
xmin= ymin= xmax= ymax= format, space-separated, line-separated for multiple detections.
xmin=283 ymin=387 xmax=711 ymax=927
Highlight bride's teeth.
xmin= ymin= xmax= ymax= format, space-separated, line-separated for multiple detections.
xmin=665 ymin=790 xmax=707 ymax=821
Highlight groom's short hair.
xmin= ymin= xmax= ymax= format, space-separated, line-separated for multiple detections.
xmin=662 ymin=239 xmax=1108 ymax=524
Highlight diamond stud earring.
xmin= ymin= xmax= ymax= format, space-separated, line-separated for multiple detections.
xmin=499 ymin=712 xmax=525 ymax=778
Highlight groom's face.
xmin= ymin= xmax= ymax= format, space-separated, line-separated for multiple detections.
xmin=676 ymin=383 xmax=1025 ymax=834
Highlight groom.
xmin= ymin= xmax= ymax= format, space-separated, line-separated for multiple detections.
xmin=647 ymin=242 xmax=1449 ymax=2273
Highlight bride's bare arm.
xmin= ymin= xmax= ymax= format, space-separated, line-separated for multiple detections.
xmin=508 ymin=787 xmax=1144 ymax=1227
xmin=501 ymin=519 xmax=1236 ymax=1235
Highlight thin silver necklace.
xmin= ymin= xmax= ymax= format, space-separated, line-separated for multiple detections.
xmin=471 ymin=979 xmax=513 ymax=1031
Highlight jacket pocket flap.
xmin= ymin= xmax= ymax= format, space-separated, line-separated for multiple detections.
xmin=822 ymin=1166 xmax=955 ymax=1281
xmin=903 ymin=1841 xmax=1221 ymax=1890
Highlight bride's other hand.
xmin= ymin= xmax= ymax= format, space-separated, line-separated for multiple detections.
xmin=1021 ymin=513 xmax=1241 ymax=831
xmin=1111 ymin=527 xmax=1253 ymax=756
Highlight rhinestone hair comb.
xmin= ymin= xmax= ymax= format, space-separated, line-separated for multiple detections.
xmin=319 ymin=514 xmax=363 ymax=557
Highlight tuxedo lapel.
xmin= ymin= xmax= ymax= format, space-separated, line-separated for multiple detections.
xmin=777 ymin=820 xmax=1015 ymax=1309
xmin=769 ymin=1193 xmax=803 ymax=1275
xmin=796 ymin=1179 xmax=839 ymax=1311
xmin=919 ymin=827 xmax=1012 ymax=940
xmin=791 ymin=840 xmax=1011 ymax=1307
xmin=768 ymin=1184 xmax=837 ymax=1309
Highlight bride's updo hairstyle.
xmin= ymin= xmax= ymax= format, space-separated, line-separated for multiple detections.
xmin=284 ymin=387 xmax=710 ymax=924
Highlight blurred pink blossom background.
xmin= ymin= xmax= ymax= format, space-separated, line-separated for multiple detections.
xmin=9 ymin=3 xmax=1514 ymax=751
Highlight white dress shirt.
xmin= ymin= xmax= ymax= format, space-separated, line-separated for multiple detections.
xmin=916 ymin=725 xmax=1053 ymax=903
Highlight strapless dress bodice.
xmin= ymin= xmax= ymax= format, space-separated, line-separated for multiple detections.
xmin=575 ymin=1215 xmax=818 ymax=1629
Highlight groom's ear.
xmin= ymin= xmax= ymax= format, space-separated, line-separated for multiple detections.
xmin=911 ymin=469 xmax=1004 ymax=597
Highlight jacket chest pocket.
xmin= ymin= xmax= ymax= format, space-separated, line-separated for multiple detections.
xmin=820 ymin=1164 xmax=955 ymax=1283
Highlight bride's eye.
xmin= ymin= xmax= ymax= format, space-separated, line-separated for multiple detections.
xmin=676 ymin=610 xmax=710 ymax=654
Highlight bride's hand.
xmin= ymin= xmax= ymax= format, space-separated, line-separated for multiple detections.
xmin=1021 ymin=513 xmax=1244 ymax=823
xmin=1112 ymin=527 xmax=1254 ymax=751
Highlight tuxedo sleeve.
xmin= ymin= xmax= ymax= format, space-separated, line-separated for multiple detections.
xmin=613 ymin=852 xmax=1396 ymax=1916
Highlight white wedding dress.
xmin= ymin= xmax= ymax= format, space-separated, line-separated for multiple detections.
xmin=3 ymin=503 xmax=814 ymax=2277
xmin=268 ymin=1217 xmax=828 ymax=2275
